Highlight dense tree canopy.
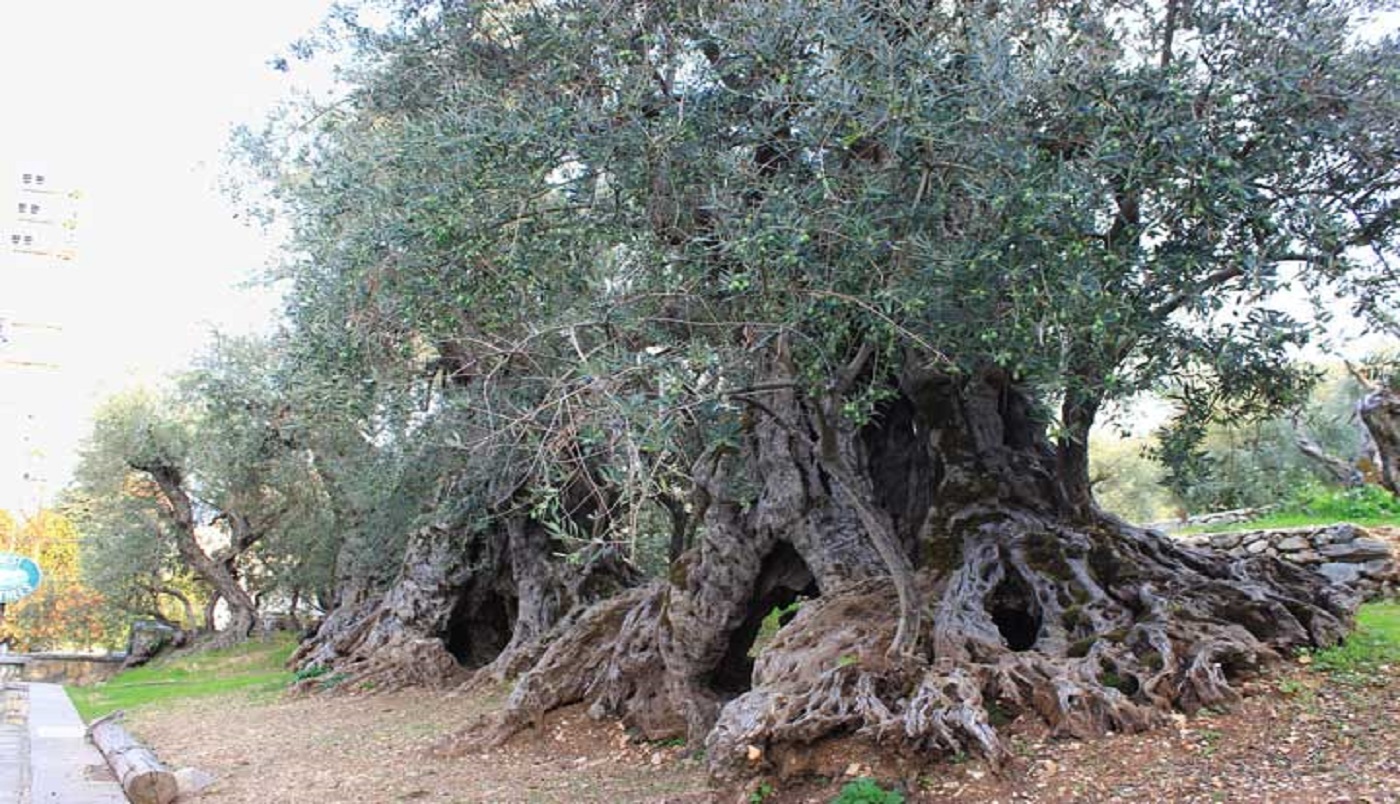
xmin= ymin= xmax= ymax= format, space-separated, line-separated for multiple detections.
xmin=244 ymin=0 xmax=1400 ymax=520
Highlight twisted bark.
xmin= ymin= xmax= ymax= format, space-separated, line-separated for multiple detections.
xmin=134 ymin=463 xmax=258 ymax=645
xmin=436 ymin=367 xmax=1351 ymax=784
xmin=290 ymin=515 xmax=641 ymax=692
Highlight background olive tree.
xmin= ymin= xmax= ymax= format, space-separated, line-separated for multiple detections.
xmin=72 ymin=338 xmax=338 ymax=643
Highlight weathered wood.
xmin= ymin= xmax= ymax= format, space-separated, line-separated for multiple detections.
xmin=1360 ymin=387 xmax=1400 ymax=496
xmin=88 ymin=712 xmax=179 ymax=804
xmin=438 ymin=367 xmax=1353 ymax=782
xmin=290 ymin=516 xmax=642 ymax=693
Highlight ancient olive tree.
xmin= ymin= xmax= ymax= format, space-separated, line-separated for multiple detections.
xmin=250 ymin=0 xmax=1400 ymax=779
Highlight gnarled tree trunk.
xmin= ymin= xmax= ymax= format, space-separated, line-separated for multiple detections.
xmin=290 ymin=514 xmax=640 ymax=692
xmin=441 ymin=364 xmax=1352 ymax=783
xmin=135 ymin=463 xmax=259 ymax=646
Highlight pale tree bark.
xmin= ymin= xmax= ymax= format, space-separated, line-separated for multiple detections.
xmin=1360 ymin=387 xmax=1400 ymax=495
xmin=1345 ymin=362 xmax=1400 ymax=496
xmin=1294 ymin=429 xmax=1364 ymax=487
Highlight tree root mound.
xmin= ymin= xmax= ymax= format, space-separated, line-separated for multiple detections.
xmin=436 ymin=583 xmax=683 ymax=753
xmin=704 ymin=520 xmax=1352 ymax=780
xmin=290 ymin=521 xmax=643 ymax=695
xmin=439 ymin=517 xmax=1352 ymax=783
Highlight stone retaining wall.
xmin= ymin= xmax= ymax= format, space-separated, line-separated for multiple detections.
xmin=1147 ymin=506 xmax=1281 ymax=534
xmin=0 ymin=654 xmax=124 ymax=686
xmin=1177 ymin=523 xmax=1398 ymax=599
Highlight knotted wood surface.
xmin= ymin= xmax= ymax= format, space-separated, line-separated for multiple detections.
xmin=88 ymin=711 xmax=178 ymax=804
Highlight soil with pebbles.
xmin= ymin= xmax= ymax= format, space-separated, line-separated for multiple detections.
xmin=128 ymin=651 xmax=1398 ymax=803
xmin=127 ymin=687 xmax=709 ymax=803
xmin=769 ymin=657 xmax=1400 ymax=803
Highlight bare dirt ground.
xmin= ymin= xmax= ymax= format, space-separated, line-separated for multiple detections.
xmin=126 ymin=652 xmax=1398 ymax=804
xmin=128 ymin=685 xmax=709 ymax=803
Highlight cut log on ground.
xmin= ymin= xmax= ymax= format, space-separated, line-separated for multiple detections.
xmin=88 ymin=712 xmax=179 ymax=804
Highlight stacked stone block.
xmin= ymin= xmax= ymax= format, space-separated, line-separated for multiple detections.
xmin=1177 ymin=523 xmax=1398 ymax=600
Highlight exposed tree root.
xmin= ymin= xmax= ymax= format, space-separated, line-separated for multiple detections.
xmin=438 ymin=583 xmax=682 ymax=753
xmin=700 ymin=513 xmax=1350 ymax=780
xmin=437 ymin=512 xmax=1350 ymax=782
xmin=314 ymin=371 xmax=1356 ymax=785
xmin=289 ymin=524 xmax=490 ymax=692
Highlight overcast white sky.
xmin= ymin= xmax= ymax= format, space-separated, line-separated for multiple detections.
xmin=0 ymin=1 xmax=337 ymax=514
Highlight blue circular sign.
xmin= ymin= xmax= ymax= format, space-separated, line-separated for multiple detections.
xmin=0 ymin=552 xmax=42 ymax=604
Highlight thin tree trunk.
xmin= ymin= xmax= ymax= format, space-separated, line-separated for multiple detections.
xmin=288 ymin=588 xmax=303 ymax=631
xmin=1058 ymin=387 xmax=1103 ymax=520
xmin=1295 ymin=429 xmax=1363 ymax=487
xmin=203 ymin=592 xmax=220 ymax=634
xmin=144 ymin=583 xmax=197 ymax=631
xmin=136 ymin=463 xmax=259 ymax=642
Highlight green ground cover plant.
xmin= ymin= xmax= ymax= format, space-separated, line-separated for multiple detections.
xmin=831 ymin=778 xmax=905 ymax=804
xmin=66 ymin=633 xmax=297 ymax=722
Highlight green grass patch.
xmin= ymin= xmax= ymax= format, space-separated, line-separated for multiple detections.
xmin=1183 ymin=486 xmax=1400 ymax=535
xmin=67 ymin=633 xmax=298 ymax=722
xmin=1311 ymin=601 xmax=1400 ymax=684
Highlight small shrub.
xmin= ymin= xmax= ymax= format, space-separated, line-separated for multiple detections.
xmin=1197 ymin=728 xmax=1222 ymax=757
xmin=831 ymin=778 xmax=904 ymax=804
xmin=749 ymin=781 xmax=775 ymax=803
xmin=1276 ymin=677 xmax=1316 ymax=705
xmin=292 ymin=664 xmax=329 ymax=682
xmin=317 ymin=672 xmax=351 ymax=691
